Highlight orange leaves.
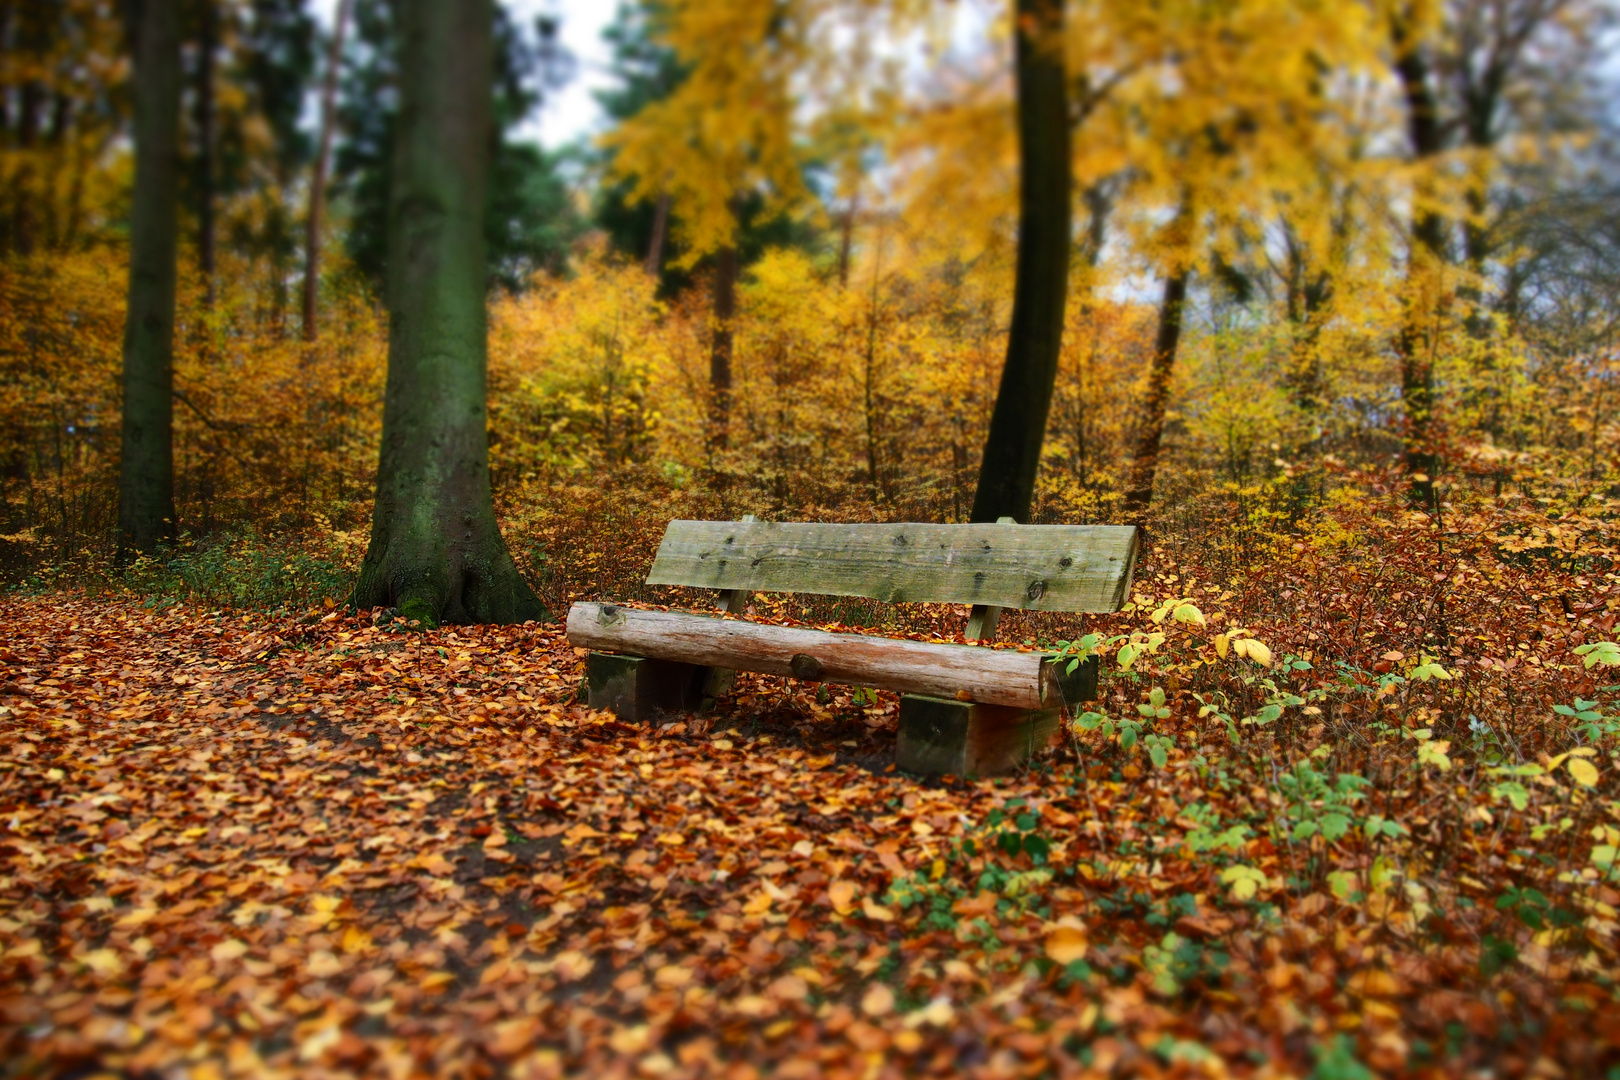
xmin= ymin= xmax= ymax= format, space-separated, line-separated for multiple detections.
xmin=3 ymin=585 xmax=1619 ymax=1079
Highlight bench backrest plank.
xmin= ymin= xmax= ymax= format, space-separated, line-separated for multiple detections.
xmin=645 ymin=520 xmax=1138 ymax=613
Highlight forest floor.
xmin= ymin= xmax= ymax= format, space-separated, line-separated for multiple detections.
xmin=2 ymin=566 xmax=1619 ymax=1077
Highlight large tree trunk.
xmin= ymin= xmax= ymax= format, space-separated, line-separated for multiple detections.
xmin=302 ymin=0 xmax=354 ymax=343
xmin=1121 ymin=270 xmax=1190 ymax=517
xmin=351 ymin=0 xmax=545 ymax=626
xmin=968 ymin=0 xmax=1071 ymax=524
xmin=1392 ymin=7 xmax=1446 ymax=510
xmin=118 ymin=0 xmax=183 ymax=559
xmin=708 ymin=240 xmax=738 ymax=452
xmin=194 ymin=0 xmax=218 ymax=306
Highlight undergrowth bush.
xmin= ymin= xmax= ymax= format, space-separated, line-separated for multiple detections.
xmin=8 ymin=527 xmax=360 ymax=613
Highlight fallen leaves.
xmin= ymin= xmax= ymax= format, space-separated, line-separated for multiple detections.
xmin=1 ymin=593 xmax=1618 ymax=1079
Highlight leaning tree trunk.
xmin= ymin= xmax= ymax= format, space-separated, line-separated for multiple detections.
xmin=117 ymin=0 xmax=183 ymax=561
xmin=1121 ymin=269 xmax=1190 ymax=517
xmin=643 ymin=191 xmax=670 ymax=279
xmin=302 ymin=0 xmax=354 ymax=343
xmin=350 ymin=0 xmax=545 ymax=626
xmin=968 ymin=0 xmax=1070 ymax=525
xmin=1392 ymin=7 xmax=1446 ymax=511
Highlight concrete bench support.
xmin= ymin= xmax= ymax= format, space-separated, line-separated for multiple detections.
xmin=897 ymin=697 xmax=1061 ymax=778
xmin=896 ymin=656 xmax=1096 ymax=778
xmin=585 ymin=653 xmax=705 ymax=722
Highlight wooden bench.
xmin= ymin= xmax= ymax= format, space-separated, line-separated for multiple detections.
xmin=565 ymin=517 xmax=1139 ymax=777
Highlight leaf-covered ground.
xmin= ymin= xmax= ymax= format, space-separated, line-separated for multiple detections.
xmin=2 ymin=577 xmax=1619 ymax=1077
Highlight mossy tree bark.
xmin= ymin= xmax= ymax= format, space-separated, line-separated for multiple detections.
xmin=968 ymin=0 xmax=1070 ymax=525
xmin=350 ymin=0 xmax=545 ymax=626
xmin=117 ymin=0 xmax=182 ymax=561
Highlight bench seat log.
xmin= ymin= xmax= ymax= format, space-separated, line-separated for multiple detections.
xmin=568 ymin=602 xmax=1094 ymax=712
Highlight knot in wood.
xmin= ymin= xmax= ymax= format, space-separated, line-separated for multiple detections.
xmin=790 ymin=653 xmax=825 ymax=681
xmin=1026 ymin=579 xmax=1047 ymax=602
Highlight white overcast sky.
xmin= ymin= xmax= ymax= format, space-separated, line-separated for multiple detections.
xmin=310 ymin=0 xmax=618 ymax=149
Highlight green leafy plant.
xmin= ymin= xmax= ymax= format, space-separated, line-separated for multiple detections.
xmin=1181 ymin=802 xmax=1252 ymax=854
xmin=1556 ymin=698 xmax=1620 ymax=744
xmin=1142 ymin=931 xmax=1229 ymax=995
xmin=1574 ymin=641 xmax=1620 ymax=668
xmin=1276 ymin=762 xmax=1371 ymax=843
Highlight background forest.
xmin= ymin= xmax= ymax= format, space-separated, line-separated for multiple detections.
xmin=9 ymin=1 xmax=1620 ymax=1077
xmin=2 ymin=0 xmax=1616 ymax=602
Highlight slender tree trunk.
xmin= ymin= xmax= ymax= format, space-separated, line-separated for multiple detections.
xmin=1393 ymin=8 xmax=1446 ymax=510
xmin=42 ymin=93 xmax=71 ymax=251
xmin=0 ymin=3 xmax=12 ymax=138
xmin=838 ymin=192 xmax=858 ymax=288
xmin=9 ymin=70 xmax=43 ymax=256
xmin=351 ymin=0 xmax=545 ymax=626
xmin=643 ymin=190 xmax=669 ymax=278
xmin=968 ymin=0 xmax=1070 ymax=524
xmin=117 ymin=0 xmax=183 ymax=560
xmin=302 ymin=0 xmax=354 ymax=343
xmin=1122 ymin=270 xmax=1190 ymax=517
xmin=863 ymin=233 xmax=883 ymax=493
xmin=194 ymin=0 xmax=217 ymax=306
xmin=708 ymin=240 xmax=738 ymax=452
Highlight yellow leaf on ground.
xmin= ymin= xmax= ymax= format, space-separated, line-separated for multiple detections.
xmin=828 ymin=880 xmax=857 ymax=915
xmin=654 ymin=964 xmax=693 ymax=988
xmin=551 ymin=951 xmax=593 ymax=982
xmin=115 ymin=906 xmax=157 ymax=929
xmin=209 ymin=939 xmax=247 ymax=963
xmin=904 ymin=997 xmax=955 ymax=1028
xmin=82 ymin=948 xmax=125 ymax=975
xmin=298 ymin=1025 xmax=340 ymax=1063
xmin=341 ymin=925 xmax=373 ymax=954
xmin=608 ymin=1024 xmax=650 ymax=1055
xmin=862 ymin=897 xmax=894 ymax=922
xmin=861 ymin=983 xmax=895 ymax=1017
xmin=1043 ymin=918 xmax=1088 ymax=965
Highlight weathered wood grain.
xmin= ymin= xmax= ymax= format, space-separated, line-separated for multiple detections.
xmin=566 ymin=602 xmax=1083 ymax=710
xmin=699 ymin=514 xmax=756 ymax=708
xmin=965 ymin=517 xmax=1016 ymax=639
xmin=645 ymin=520 xmax=1138 ymax=613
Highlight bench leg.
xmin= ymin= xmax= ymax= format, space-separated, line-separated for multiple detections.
xmin=585 ymin=653 xmax=705 ymax=722
xmin=896 ymin=695 xmax=1063 ymax=778
xmin=698 ymin=666 xmax=736 ymax=711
